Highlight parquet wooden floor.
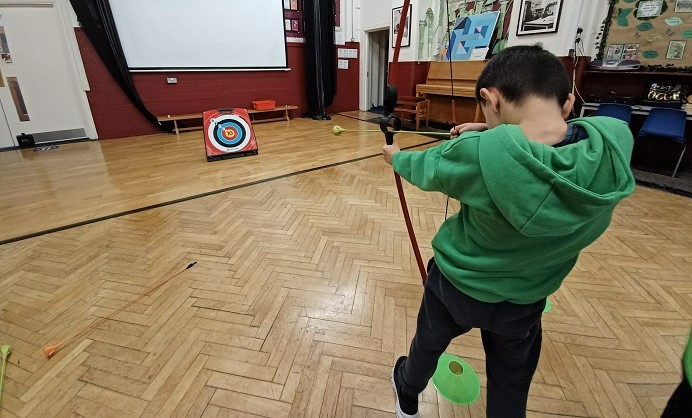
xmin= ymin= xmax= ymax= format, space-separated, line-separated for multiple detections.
xmin=0 ymin=120 xmax=691 ymax=417
xmin=0 ymin=115 xmax=434 ymax=243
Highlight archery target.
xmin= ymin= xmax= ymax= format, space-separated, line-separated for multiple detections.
xmin=207 ymin=114 xmax=252 ymax=153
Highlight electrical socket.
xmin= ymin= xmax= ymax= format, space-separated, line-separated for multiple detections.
xmin=167 ymin=77 xmax=178 ymax=84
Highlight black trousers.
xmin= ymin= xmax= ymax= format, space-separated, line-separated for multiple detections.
xmin=396 ymin=259 xmax=546 ymax=418
xmin=662 ymin=370 xmax=692 ymax=417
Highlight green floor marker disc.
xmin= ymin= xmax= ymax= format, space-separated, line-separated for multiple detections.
xmin=543 ymin=299 xmax=552 ymax=314
xmin=431 ymin=353 xmax=480 ymax=405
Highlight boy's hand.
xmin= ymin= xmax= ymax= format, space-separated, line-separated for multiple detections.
xmin=383 ymin=141 xmax=400 ymax=165
xmin=450 ymin=123 xmax=488 ymax=138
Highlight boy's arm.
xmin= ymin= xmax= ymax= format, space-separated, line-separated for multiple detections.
xmin=383 ymin=133 xmax=483 ymax=202
xmin=388 ymin=144 xmax=447 ymax=194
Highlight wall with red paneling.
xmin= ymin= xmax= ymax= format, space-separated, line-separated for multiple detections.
xmin=389 ymin=62 xmax=432 ymax=99
xmin=131 ymin=44 xmax=309 ymax=117
xmin=76 ymin=29 xmax=160 ymax=139
xmin=328 ymin=42 xmax=360 ymax=113
xmin=75 ymin=30 xmax=360 ymax=139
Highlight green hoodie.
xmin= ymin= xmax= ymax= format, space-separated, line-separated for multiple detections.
xmin=392 ymin=117 xmax=636 ymax=304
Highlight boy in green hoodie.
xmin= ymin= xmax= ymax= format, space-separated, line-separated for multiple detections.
xmin=384 ymin=45 xmax=635 ymax=418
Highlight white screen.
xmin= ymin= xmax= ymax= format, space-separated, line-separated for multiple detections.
xmin=110 ymin=0 xmax=288 ymax=70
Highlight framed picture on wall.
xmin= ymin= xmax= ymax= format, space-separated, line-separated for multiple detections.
xmin=392 ymin=5 xmax=412 ymax=47
xmin=666 ymin=40 xmax=686 ymax=60
xmin=517 ymin=0 xmax=564 ymax=36
xmin=291 ymin=19 xmax=300 ymax=33
xmin=284 ymin=0 xmax=299 ymax=11
xmin=676 ymin=0 xmax=692 ymax=12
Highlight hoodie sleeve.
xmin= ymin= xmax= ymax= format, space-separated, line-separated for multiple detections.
xmin=391 ymin=145 xmax=447 ymax=193
xmin=391 ymin=133 xmax=487 ymax=204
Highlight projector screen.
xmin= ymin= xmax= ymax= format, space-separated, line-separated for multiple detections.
xmin=110 ymin=0 xmax=288 ymax=70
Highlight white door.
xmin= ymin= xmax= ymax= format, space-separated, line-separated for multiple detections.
xmin=0 ymin=3 xmax=89 ymax=144
xmin=0 ymin=100 xmax=13 ymax=148
xmin=368 ymin=30 xmax=388 ymax=110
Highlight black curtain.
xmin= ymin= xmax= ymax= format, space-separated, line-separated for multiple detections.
xmin=70 ymin=0 xmax=160 ymax=128
xmin=303 ymin=0 xmax=337 ymax=120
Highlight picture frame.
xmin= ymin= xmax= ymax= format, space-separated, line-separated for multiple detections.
xmin=676 ymin=0 xmax=692 ymax=12
xmin=284 ymin=0 xmax=299 ymax=11
xmin=637 ymin=0 xmax=663 ymax=18
xmin=666 ymin=40 xmax=686 ymax=60
xmin=291 ymin=19 xmax=300 ymax=33
xmin=516 ymin=0 xmax=564 ymax=36
xmin=623 ymin=43 xmax=639 ymax=60
xmin=606 ymin=44 xmax=624 ymax=60
xmin=284 ymin=19 xmax=292 ymax=31
xmin=392 ymin=5 xmax=412 ymax=48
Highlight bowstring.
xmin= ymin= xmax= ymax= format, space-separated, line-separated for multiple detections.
xmin=444 ymin=0 xmax=455 ymax=221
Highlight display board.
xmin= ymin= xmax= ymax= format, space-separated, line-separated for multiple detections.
xmin=601 ymin=0 xmax=692 ymax=69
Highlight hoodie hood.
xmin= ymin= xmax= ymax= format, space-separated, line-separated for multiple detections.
xmin=478 ymin=117 xmax=635 ymax=237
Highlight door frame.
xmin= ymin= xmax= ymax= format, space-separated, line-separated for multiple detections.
xmin=0 ymin=0 xmax=97 ymax=139
xmin=359 ymin=25 xmax=389 ymax=112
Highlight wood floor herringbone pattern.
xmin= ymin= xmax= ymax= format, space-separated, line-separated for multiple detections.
xmin=0 ymin=155 xmax=690 ymax=417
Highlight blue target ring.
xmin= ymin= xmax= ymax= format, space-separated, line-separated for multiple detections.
xmin=215 ymin=121 xmax=245 ymax=147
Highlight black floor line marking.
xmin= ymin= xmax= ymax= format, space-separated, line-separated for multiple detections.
xmin=1 ymin=139 xmax=441 ymax=246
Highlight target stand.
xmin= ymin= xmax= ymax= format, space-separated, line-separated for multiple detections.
xmin=203 ymin=108 xmax=259 ymax=162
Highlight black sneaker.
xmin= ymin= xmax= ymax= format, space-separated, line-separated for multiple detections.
xmin=391 ymin=356 xmax=419 ymax=418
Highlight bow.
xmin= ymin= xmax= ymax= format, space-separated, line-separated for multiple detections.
xmin=381 ymin=0 xmax=428 ymax=283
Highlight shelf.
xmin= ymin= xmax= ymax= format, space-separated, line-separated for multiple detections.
xmin=585 ymin=70 xmax=692 ymax=76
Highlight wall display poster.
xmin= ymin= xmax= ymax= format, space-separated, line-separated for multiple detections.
xmin=601 ymin=0 xmax=692 ymax=69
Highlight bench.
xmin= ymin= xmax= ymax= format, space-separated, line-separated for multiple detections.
xmin=157 ymin=105 xmax=298 ymax=136
xmin=247 ymin=105 xmax=298 ymax=124
xmin=157 ymin=113 xmax=203 ymax=135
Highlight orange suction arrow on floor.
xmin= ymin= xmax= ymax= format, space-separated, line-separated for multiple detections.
xmin=43 ymin=262 xmax=197 ymax=359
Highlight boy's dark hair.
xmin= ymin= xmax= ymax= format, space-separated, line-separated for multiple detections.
xmin=475 ymin=44 xmax=571 ymax=106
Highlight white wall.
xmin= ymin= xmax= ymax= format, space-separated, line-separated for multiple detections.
xmin=360 ymin=0 xmax=392 ymax=33
xmin=507 ymin=0 xmax=610 ymax=58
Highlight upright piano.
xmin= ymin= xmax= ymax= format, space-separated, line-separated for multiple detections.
xmin=416 ymin=61 xmax=488 ymax=125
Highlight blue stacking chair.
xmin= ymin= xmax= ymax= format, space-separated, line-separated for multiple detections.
xmin=595 ymin=103 xmax=632 ymax=124
xmin=636 ymin=107 xmax=688 ymax=177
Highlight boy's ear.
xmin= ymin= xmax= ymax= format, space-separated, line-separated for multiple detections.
xmin=479 ymin=88 xmax=500 ymax=113
xmin=562 ymin=93 xmax=576 ymax=119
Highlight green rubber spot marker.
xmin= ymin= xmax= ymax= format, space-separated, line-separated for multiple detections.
xmin=432 ymin=353 xmax=480 ymax=405
xmin=0 ymin=344 xmax=11 ymax=408
xmin=643 ymin=50 xmax=659 ymax=59
xmin=543 ymin=299 xmax=552 ymax=314
xmin=636 ymin=22 xmax=654 ymax=31
xmin=682 ymin=30 xmax=692 ymax=40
